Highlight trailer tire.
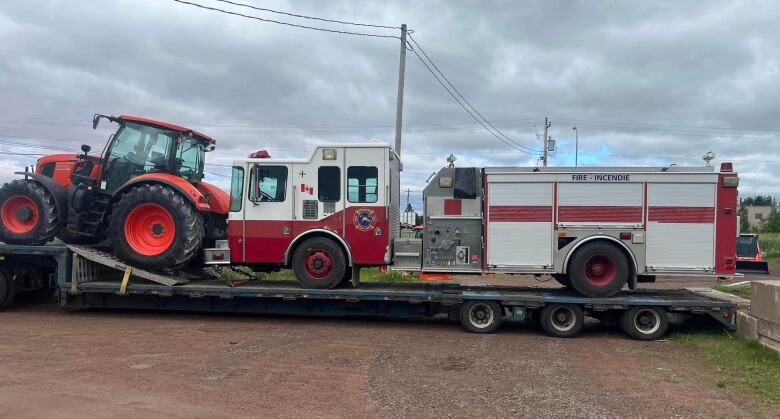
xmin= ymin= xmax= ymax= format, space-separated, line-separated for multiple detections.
xmin=621 ymin=306 xmax=668 ymax=341
xmin=460 ymin=300 xmax=502 ymax=333
xmin=109 ymin=184 xmax=204 ymax=272
xmin=540 ymin=303 xmax=584 ymax=338
xmin=0 ymin=268 xmax=15 ymax=309
xmin=292 ymin=237 xmax=347 ymax=289
xmin=0 ymin=179 xmax=60 ymax=245
xmin=569 ymin=242 xmax=629 ymax=298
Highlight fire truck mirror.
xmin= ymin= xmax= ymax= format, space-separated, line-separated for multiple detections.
xmin=454 ymin=167 xmax=477 ymax=199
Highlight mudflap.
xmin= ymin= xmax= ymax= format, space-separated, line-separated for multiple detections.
xmin=735 ymin=260 xmax=769 ymax=275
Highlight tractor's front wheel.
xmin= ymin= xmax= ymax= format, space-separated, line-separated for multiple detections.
xmin=108 ymin=184 xmax=203 ymax=272
xmin=0 ymin=179 xmax=59 ymax=245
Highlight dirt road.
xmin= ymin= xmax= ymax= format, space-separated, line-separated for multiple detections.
xmin=0 ymin=274 xmax=774 ymax=419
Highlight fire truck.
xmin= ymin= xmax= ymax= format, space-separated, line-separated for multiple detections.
xmin=213 ymin=142 xmax=739 ymax=298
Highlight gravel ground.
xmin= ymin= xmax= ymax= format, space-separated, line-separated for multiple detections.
xmin=0 ymin=268 xmax=776 ymax=418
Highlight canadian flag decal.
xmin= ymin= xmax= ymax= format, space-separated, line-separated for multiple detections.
xmin=300 ymin=184 xmax=314 ymax=195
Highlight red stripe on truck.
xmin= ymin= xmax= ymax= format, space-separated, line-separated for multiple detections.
xmin=648 ymin=206 xmax=714 ymax=223
xmin=489 ymin=206 xmax=552 ymax=222
xmin=558 ymin=206 xmax=643 ymax=223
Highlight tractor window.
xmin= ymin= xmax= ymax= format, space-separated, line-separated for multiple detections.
xmin=347 ymin=166 xmax=378 ymax=203
xmin=318 ymin=166 xmax=340 ymax=202
xmin=103 ymin=123 xmax=176 ymax=191
xmin=230 ymin=166 xmax=244 ymax=212
xmin=249 ymin=165 xmax=287 ymax=203
xmin=176 ymin=137 xmax=205 ymax=182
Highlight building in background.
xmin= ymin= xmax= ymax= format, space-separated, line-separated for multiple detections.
xmin=745 ymin=205 xmax=773 ymax=229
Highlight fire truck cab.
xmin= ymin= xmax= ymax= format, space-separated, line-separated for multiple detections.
xmin=221 ymin=143 xmax=400 ymax=288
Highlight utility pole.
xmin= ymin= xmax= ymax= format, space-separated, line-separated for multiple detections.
xmin=394 ymin=24 xmax=407 ymax=159
xmin=542 ymin=117 xmax=551 ymax=167
xmin=572 ymin=126 xmax=578 ymax=167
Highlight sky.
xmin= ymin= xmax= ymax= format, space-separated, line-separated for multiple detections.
xmin=1 ymin=0 xmax=779 ymax=212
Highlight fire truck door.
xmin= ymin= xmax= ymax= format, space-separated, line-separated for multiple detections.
xmin=241 ymin=163 xmax=294 ymax=263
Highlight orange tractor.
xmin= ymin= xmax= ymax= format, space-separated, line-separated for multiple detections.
xmin=0 ymin=115 xmax=229 ymax=271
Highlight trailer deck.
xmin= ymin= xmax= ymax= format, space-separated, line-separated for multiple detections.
xmin=0 ymin=244 xmax=745 ymax=339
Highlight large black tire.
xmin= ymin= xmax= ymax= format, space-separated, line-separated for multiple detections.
xmin=292 ymin=237 xmax=347 ymax=289
xmin=0 ymin=179 xmax=59 ymax=245
xmin=0 ymin=268 xmax=16 ymax=309
xmin=540 ymin=303 xmax=584 ymax=338
xmin=620 ymin=306 xmax=668 ymax=341
xmin=108 ymin=184 xmax=204 ymax=272
xmin=568 ymin=242 xmax=629 ymax=298
xmin=459 ymin=300 xmax=503 ymax=333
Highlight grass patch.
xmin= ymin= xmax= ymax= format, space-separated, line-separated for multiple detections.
xmin=670 ymin=328 xmax=780 ymax=404
xmin=713 ymin=283 xmax=752 ymax=300
xmin=758 ymin=233 xmax=780 ymax=261
xmin=208 ymin=266 xmax=421 ymax=284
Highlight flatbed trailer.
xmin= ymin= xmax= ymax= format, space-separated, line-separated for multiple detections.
xmin=0 ymin=244 xmax=746 ymax=340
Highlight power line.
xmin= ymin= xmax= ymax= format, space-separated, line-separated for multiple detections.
xmin=212 ymin=0 xmax=400 ymax=30
xmin=170 ymin=0 xmax=399 ymax=39
xmin=407 ymin=42 xmax=539 ymax=155
xmin=408 ymin=34 xmax=541 ymax=154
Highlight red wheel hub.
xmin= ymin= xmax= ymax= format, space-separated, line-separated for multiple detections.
xmin=124 ymin=203 xmax=175 ymax=256
xmin=1 ymin=195 xmax=39 ymax=234
xmin=583 ymin=254 xmax=616 ymax=286
xmin=304 ymin=249 xmax=333 ymax=279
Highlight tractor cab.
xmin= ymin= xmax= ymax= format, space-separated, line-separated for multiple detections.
xmin=92 ymin=115 xmax=214 ymax=193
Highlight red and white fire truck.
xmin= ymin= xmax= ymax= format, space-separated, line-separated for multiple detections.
xmin=215 ymin=142 xmax=738 ymax=298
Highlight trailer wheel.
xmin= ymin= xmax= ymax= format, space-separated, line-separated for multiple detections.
xmin=460 ymin=300 xmax=502 ymax=333
xmin=569 ymin=242 xmax=629 ymax=298
xmin=292 ymin=237 xmax=347 ymax=289
xmin=0 ymin=179 xmax=60 ymax=245
xmin=108 ymin=184 xmax=204 ymax=272
xmin=540 ymin=303 xmax=584 ymax=338
xmin=0 ymin=268 xmax=15 ymax=309
xmin=621 ymin=306 xmax=668 ymax=341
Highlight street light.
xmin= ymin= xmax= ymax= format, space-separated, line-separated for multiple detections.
xmin=572 ymin=126 xmax=578 ymax=167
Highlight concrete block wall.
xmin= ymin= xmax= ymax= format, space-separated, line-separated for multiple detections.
xmin=737 ymin=280 xmax=780 ymax=354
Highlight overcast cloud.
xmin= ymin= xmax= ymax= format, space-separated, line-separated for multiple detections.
xmin=1 ymin=0 xmax=779 ymax=209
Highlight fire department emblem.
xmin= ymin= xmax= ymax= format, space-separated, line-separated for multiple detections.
xmin=353 ymin=208 xmax=376 ymax=231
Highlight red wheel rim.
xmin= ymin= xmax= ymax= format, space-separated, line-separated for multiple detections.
xmin=583 ymin=254 xmax=616 ymax=286
xmin=124 ymin=203 xmax=176 ymax=256
xmin=304 ymin=249 xmax=333 ymax=279
xmin=1 ymin=195 xmax=40 ymax=234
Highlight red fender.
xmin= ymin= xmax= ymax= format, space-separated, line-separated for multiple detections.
xmin=113 ymin=173 xmax=214 ymax=212
xmin=196 ymin=181 xmax=230 ymax=214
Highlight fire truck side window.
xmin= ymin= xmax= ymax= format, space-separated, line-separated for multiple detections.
xmin=249 ymin=165 xmax=287 ymax=203
xmin=229 ymin=166 xmax=244 ymax=212
xmin=347 ymin=166 xmax=378 ymax=203
xmin=318 ymin=166 xmax=340 ymax=202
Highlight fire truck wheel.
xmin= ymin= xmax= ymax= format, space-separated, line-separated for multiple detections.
xmin=292 ymin=237 xmax=347 ymax=289
xmin=459 ymin=300 xmax=502 ymax=333
xmin=621 ymin=306 xmax=668 ymax=341
xmin=540 ymin=303 xmax=584 ymax=338
xmin=0 ymin=179 xmax=60 ymax=245
xmin=109 ymin=184 xmax=204 ymax=272
xmin=568 ymin=242 xmax=629 ymax=298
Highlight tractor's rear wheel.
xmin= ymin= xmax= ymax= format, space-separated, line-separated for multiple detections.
xmin=0 ymin=179 xmax=59 ymax=245
xmin=108 ymin=184 xmax=203 ymax=272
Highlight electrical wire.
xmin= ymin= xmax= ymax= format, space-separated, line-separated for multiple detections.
xmin=408 ymin=34 xmax=541 ymax=153
xmin=170 ymin=0 xmax=399 ymax=39
xmin=407 ymin=43 xmax=539 ymax=155
xmin=212 ymin=0 xmax=400 ymax=30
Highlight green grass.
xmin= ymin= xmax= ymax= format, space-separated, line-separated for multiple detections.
xmin=713 ymin=283 xmax=752 ymax=300
xmin=671 ymin=328 xmax=780 ymax=404
xmin=758 ymin=232 xmax=780 ymax=261
xmin=207 ymin=265 xmax=421 ymax=284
